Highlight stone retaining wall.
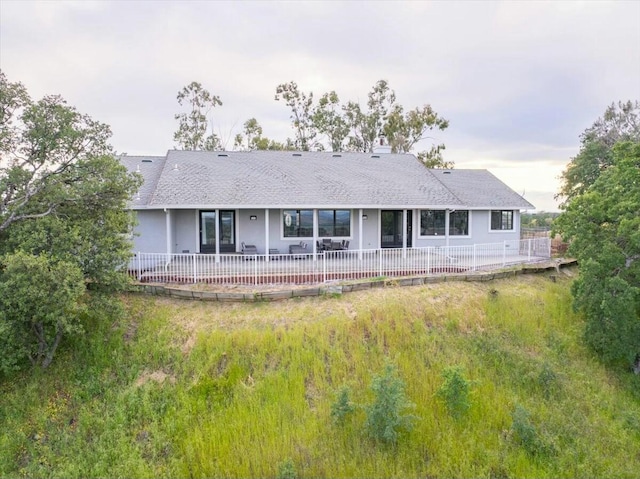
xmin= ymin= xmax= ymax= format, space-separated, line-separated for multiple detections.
xmin=126 ymin=259 xmax=577 ymax=302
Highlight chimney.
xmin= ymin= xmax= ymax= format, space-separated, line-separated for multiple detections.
xmin=373 ymin=134 xmax=392 ymax=154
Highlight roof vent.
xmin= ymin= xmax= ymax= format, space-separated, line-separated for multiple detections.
xmin=443 ymin=171 xmax=451 ymax=174
xmin=141 ymin=159 xmax=153 ymax=163
xmin=292 ymin=153 xmax=302 ymax=157
xmin=172 ymin=163 xmax=179 ymax=171
xmin=332 ymin=154 xmax=342 ymax=158
xmin=371 ymin=155 xmax=380 ymax=158
xmin=217 ymin=153 xmax=228 ymax=157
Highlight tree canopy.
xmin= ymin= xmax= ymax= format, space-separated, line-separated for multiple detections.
xmin=554 ymin=141 xmax=640 ymax=368
xmin=0 ymin=70 xmax=141 ymax=372
xmin=275 ymin=79 xmax=450 ymax=163
xmin=558 ymin=101 xmax=640 ymax=206
xmin=173 ymin=78 xmax=451 ymax=165
xmin=173 ymin=81 xmax=223 ymax=151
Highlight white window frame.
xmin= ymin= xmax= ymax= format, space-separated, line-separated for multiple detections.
xmin=489 ymin=210 xmax=515 ymax=232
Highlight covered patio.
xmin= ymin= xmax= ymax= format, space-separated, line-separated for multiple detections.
xmin=129 ymin=238 xmax=551 ymax=286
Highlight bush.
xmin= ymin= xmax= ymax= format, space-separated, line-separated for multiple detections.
xmin=437 ymin=366 xmax=472 ymax=419
xmin=331 ymin=385 xmax=355 ymax=425
xmin=364 ymin=362 xmax=417 ymax=445
xmin=0 ymin=252 xmax=86 ymax=373
xmin=510 ymin=405 xmax=555 ymax=457
xmin=276 ymin=458 xmax=297 ymax=479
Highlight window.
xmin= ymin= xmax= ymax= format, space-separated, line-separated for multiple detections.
xmin=491 ymin=210 xmax=514 ymax=230
xmin=420 ymin=210 xmax=445 ymax=236
xmin=420 ymin=210 xmax=468 ymax=236
xmin=283 ymin=209 xmax=313 ymax=237
xmin=318 ymin=209 xmax=351 ymax=237
xmin=449 ymin=210 xmax=469 ymax=235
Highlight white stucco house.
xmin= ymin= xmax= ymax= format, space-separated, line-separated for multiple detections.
xmin=119 ymin=149 xmax=535 ymax=258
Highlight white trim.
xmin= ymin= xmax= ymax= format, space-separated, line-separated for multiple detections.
xmin=165 ymin=208 xmax=172 ymax=254
xmin=195 ymin=210 xmax=200 ymax=253
xmin=416 ymin=209 xmax=472 ymax=240
xmin=279 ymin=208 xmax=355 ymax=241
xmin=488 ymin=209 xmax=516 ymax=233
xmin=131 ymin=203 xmax=534 ymax=211
xmin=265 ymin=208 xmax=270 ymax=261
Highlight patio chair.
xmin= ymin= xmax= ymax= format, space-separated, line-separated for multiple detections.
xmin=289 ymin=241 xmax=308 ymax=257
xmin=342 ymin=240 xmax=350 ymax=250
xmin=322 ymin=238 xmax=332 ymax=250
xmin=241 ymin=241 xmax=258 ymax=258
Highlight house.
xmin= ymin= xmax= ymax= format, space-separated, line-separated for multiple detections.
xmin=119 ymin=149 xmax=534 ymax=258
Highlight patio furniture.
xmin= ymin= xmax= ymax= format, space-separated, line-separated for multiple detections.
xmin=331 ymin=241 xmax=344 ymax=250
xmin=289 ymin=241 xmax=308 ymax=256
xmin=342 ymin=240 xmax=350 ymax=250
xmin=241 ymin=241 xmax=258 ymax=258
xmin=322 ymin=238 xmax=332 ymax=250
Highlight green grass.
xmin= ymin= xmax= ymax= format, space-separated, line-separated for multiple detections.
xmin=1 ymin=269 xmax=640 ymax=478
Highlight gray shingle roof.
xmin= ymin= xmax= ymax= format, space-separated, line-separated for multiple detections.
xmin=123 ymin=150 xmax=534 ymax=210
xmin=119 ymin=155 xmax=165 ymax=207
xmin=429 ymin=169 xmax=535 ymax=209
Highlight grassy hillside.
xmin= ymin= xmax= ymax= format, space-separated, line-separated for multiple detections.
xmin=1 ymin=268 xmax=640 ymax=478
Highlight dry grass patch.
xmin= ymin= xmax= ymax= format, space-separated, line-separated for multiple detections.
xmin=134 ymin=369 xmax=176 ymax=387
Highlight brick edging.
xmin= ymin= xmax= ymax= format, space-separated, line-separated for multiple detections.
xmin=126 ymin=259 xmax=577 ymax=302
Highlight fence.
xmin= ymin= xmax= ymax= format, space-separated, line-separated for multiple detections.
xmin=128 ymin=237 xmax=551 ymax=286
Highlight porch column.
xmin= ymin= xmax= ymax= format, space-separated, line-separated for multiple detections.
xmin=265 ymin=208 xmax=270 ymax=262
xmin=165 ymin=209 xmax=172 ymax=255
xmin=445 ymin=209 xmax=451 ymax=250
xmin=194 ymin=210 xmax=200 ymax=253
xmin=313 ymin=209 xmax=318 ymax=260
xmin=215 ymin=208 xmax=220 ymax=263
xmin=402 ymin=209 xmax=407 ymax=259
xmin=358 ymin=209 xmax=363 ymax=260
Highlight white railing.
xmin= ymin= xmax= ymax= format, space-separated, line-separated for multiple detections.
xmin=128 ymin=238 xmax=551 ymax=285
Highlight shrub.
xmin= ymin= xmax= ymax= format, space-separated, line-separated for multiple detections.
xmin=364 ymin=362 xmax=417 ymax=445
xmin=537 ymin=362 xmax=559 ymax=399
xmin=510 ymin=404 xmax=555 ymax=457
xmin=276 ymin=458 xmax=297 ymax=479
xmin=331 ymin=385 xmax=355 ymax=425
xmin=0 ymin=252 xmax=86 ymax=373
xmin=437 ymin=366 xmax=472 ymax=419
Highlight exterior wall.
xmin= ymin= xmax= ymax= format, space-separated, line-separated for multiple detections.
xmin=174 ymin=209 xmax=197 ymax=253
xmin=361 ymin=209 xmax=379 ymax=249
xmin=238 ymin=209 xmax=265 ymax=253
xmin=413 ymin=209 xmax=522 ymax=249
xmin=133 ymin=208 xmax=523 ymax=255
xmin=132 ymin=210 xmax=167 ymax=253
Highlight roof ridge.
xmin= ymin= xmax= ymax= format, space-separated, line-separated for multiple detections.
xmin=426 ymin=168 xmax=464 ymax=206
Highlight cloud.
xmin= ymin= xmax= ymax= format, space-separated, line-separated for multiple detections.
xmin=1 ymin=0 xmax=638 ymax=213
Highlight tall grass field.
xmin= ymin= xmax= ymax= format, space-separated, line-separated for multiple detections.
xmin=1 ymin=268 xmax=639 ymax=478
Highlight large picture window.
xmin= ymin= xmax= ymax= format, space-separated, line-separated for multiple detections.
xmin=420 ymin=210 xmax=445 ymax=236
xmin=283 ymin=209 xmax=313 ymax=237
xmin=420 ymin=210 xmax=468 ymax=236
xmin=318 ymin=209 xmax=351 ymax=237
xmin=449 ymin=210 xmax=469 ymax=235
xmin=491 ymin=210 xmax=514 ymax=230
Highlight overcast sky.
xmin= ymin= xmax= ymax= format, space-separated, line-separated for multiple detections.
xmin=2 ymin=0 xmax=639 ymax=211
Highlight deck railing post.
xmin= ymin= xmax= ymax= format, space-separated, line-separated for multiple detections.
xmin=528 ymin=238 xmax=532 ymax=261
xmin=137 ymin=252 xmax=141 ymax=281
xmin=473 ymin=244 xmax=477 ymax=271
xmin=503 ymin=241 xmax=507 ymax=267
xmin=323 ymin=252 xmax=327 ymax=283
xmin=379 ymin=248 xmax=383 ymax=277
xmin=193 ymin=254 xmax=197 ymax=283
